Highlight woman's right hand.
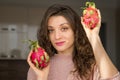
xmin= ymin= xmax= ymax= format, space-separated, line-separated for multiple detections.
xmin=27 ymin=51 xmax=50 ymax=80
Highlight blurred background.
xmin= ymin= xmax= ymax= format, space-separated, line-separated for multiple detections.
xmin=0 ymin=0 xmax=120 ymax=80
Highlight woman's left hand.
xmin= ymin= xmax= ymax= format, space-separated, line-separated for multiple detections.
xmin=81 ymin=9 xmax=101 ymax=43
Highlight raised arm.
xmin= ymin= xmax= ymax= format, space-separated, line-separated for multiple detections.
xmin=81 ymin=10 xmax=119 ymax=79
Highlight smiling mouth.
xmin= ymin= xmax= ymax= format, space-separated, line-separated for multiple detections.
xmin=55 ymin=41 xmax=65 ymax=46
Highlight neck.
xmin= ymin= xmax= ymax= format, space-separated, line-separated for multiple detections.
xmin=57 ymin=46 xmax=74 ymax=56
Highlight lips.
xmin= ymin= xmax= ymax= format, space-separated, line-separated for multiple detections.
xmin=55 ymin=41 xmax=65 ymax=46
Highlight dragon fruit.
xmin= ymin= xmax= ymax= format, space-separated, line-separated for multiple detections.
xmin=28 ymin=40 xmax=49 ymax=69
xmin=82 ymin=2 xmax=99 ymax=29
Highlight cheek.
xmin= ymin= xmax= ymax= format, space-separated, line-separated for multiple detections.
xmin=70 ymin=33 xmax=75 ymax=43
xmin=65 ymin=32 xmax=74 ymax=43
xmin=49 ymin=34 xmax=54 ymax=43
xmin=68 ymin=31 xmax=74 ymax=39
xmin=70 ymin=35 xmax=74 ymax=43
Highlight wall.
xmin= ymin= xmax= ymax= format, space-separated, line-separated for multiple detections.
xmin=116 ymin=0 xmax=120 ymax=71
xmin=0 ymin=0 xmax=119 ymax=70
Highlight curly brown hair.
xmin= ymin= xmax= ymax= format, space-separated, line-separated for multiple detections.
xmin=37 ymin=4 xmax=95 ymax=79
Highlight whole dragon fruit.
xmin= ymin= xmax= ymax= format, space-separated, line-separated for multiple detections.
xmin=28 ymin=40 xmax=49 ymax=69
xmin=82 ymin=2 xmax=99 ymax=29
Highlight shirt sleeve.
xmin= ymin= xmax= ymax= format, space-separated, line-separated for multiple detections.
xmin=27 ymin=67 xmax=37 ymax=80
xmin=93 ymin=65 xmax=120 ymax=80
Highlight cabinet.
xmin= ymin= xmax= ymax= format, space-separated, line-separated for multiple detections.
xmin=0 ymin=24 xmax=29 ymax=59
xmin=0 ymin=60 xmax=29 ymax=80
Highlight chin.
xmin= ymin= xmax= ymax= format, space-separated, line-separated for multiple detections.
xmin=55 ymin=47 xmax=66 ymax=52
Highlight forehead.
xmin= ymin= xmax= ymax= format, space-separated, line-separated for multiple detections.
xmin=47 ymin=16 xmax=69 ymax=27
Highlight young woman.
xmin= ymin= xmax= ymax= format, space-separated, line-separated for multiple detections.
xmin=27 ymin=4 xmax=120 ymax=80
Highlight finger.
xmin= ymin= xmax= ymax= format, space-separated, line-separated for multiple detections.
xmin=92 ymin=9 xmax=101 ymax=33
xmin=98 ymin=10 xmax=101 ymax=24
xmin=27 ymin=56 xmax=40 ymax=73
xmin=27 ymin=51 xmax=35 ymax=68
xmin=97 ymin=9 xmax=101 ymax=19
xmin=27 ymin=50 xmax=32 ymax=63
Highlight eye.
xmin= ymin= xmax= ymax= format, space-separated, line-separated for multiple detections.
xmin=48 ymin=29 xmax=54 ymax=33
xmin=61 ymin=27 xmax=69 ymax=32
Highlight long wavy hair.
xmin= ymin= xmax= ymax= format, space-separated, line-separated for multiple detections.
xmin=37 ymin=4 xmax=95 ymax=79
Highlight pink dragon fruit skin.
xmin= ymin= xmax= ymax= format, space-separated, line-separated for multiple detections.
xmin=29 ymin=40 xmax=49 ymax=69
xmin=82 ymin=2 xmax=99 ymax=29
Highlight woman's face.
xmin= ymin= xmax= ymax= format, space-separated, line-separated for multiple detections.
xmin=48 ymin=16 xmax=74 ymax=54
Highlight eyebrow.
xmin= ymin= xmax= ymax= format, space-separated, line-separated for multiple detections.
xmin=48 ymin=22 xmax=69 ymax=28
xmin=60 ymin=23 xmax=69 ymax=26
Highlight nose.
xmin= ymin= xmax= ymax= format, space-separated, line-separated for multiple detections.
xmin=55 ymin=30 xmax=61 ymax=40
